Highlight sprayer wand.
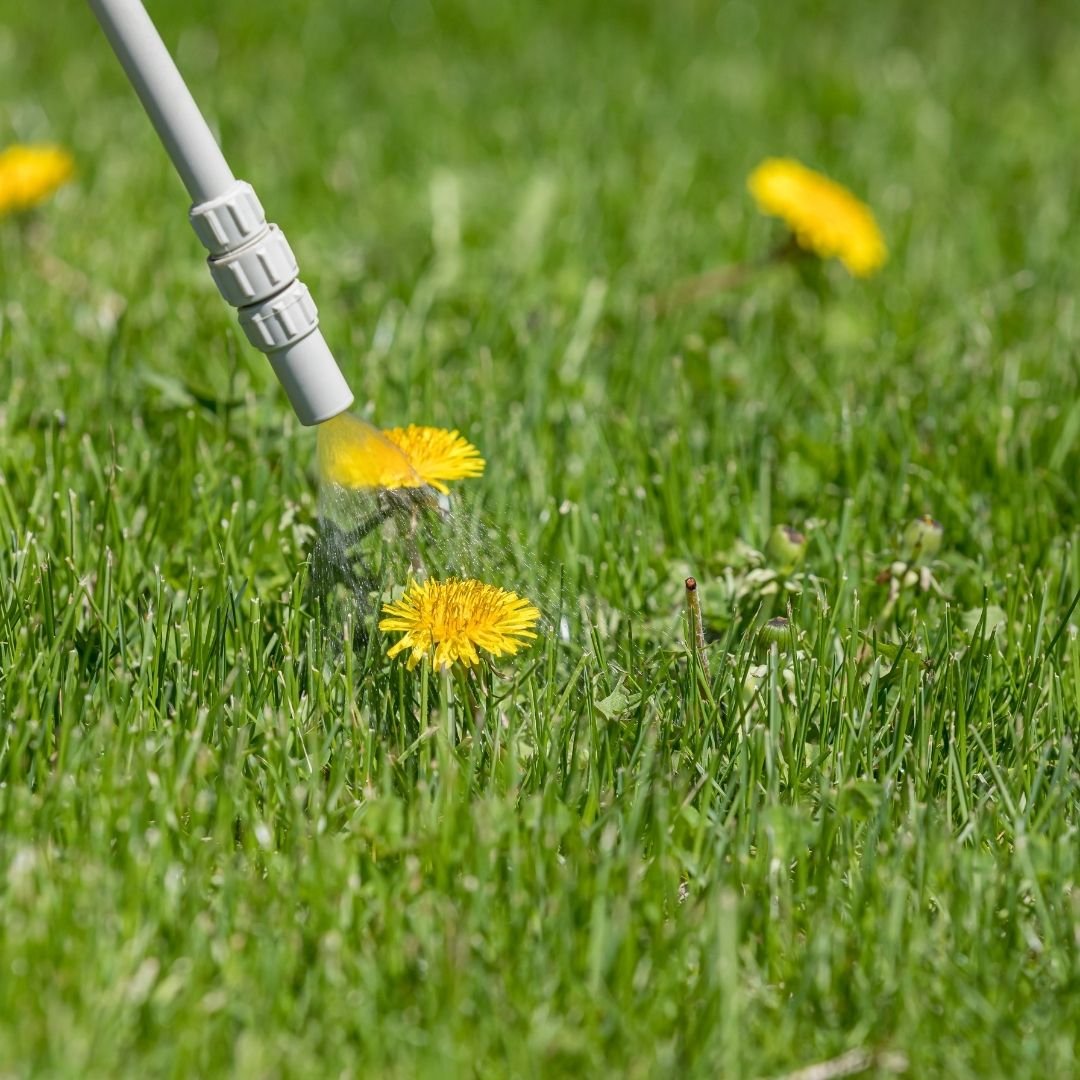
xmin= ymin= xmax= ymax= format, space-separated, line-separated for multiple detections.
xmin=86 ymin=0 xmax=354 ymax=425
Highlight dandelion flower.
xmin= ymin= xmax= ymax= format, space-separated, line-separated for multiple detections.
xmin=318 ymin=414 xmax=484 ymax=494
xmin=0 ymin=145 xmax=74 ymax=217
xmin=379 ymin=577 xmax=540 ymax=670
xmin=747 ymin=157 xmax=886 ymax=277
xmin=382 ymin=425 xmax=485 ymax=494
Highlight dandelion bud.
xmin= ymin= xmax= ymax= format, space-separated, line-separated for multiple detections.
xmin=758 ymin=616 xmax=793 ymax=649
xmin=766 ymin=525 xmax=807 ymax=570
xmin=901 ymin=516 xmax=943 ymax=563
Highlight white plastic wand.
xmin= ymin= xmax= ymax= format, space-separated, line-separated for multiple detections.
xmin=87 ymin=0 xmax=354 ymax=425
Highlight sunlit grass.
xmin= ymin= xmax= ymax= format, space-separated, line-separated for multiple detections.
xmin=1 ymin=0 xmax=1080 ymax=1075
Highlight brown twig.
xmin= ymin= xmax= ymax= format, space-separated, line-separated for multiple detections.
xmin=685 ymin=576 xmax=709 ymax=676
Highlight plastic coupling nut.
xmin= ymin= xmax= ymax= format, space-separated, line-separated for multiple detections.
xmin=189 ymin=180 xmax=267 ymax=255
xmin=208 ymin=224 xmax=299 ymax=307
xmin=237 ymin=279 xmax=318 ymax=352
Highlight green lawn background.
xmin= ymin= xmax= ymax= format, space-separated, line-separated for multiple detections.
xmin=1 ymin=0 xmax=1079 ymax=1075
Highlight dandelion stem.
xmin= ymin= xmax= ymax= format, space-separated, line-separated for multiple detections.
xmin=342 ymin=488 xmax=435 ymax=548
xmin=647 ymin=236 xmax=801 ymax=312
xmin=440 ymin=667 xmax=454 ymax=745
xmin=455 ymin=665 xmax=482 ymax=728
xmin=419 ymin=656 xmax=430 ymax=733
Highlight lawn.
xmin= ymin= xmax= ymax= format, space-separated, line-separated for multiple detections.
xmin=2 ymin=0 xmax=1080 ymax=1075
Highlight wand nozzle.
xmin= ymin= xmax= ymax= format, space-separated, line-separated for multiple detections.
xmin=87 ymin=0 xmax=354 ymax=425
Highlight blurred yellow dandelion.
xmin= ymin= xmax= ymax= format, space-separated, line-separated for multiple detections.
xmin=317 ymin=414 xmax=484 ymax=494
xmin=0 ymin=145 xmax=74 ymax=217
xmin=379 ymin=578 xmax=540 ymax=670
xmin=747 ymin=157 xmax=886 ymax=277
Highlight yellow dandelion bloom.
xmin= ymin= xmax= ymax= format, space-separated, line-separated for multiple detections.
xmin=0 ymin=145 xmax=74 ymax=217
xmin=382 ymin=424 xmax=484 ymax=494
xmin=747 ymin=157 xmax=886 ymax=277
xmin=379 ymin=578 xmax=540 ymax=670
xmin=317 ymin=413 xmax=484 ymax=494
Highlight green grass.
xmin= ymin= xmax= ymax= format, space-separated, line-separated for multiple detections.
xmin=2 ymin=0 xmax=1080 ymax=1074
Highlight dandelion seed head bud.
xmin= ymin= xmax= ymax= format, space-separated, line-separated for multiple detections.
xmin=759 ymin=616 xmax=793 ymax=648
xmin=766 ymin=524 xmax=808 ymax=570
xmin=902 ymin=515 xmax=943 ymax=564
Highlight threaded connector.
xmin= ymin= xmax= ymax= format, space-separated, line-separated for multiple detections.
xmin=208 ymin=224 xmax=299 ymax=307
xmin=238 ymin=279 xmax=317 ymax=351
xmin=189 ymin=180 xmax=266 ymax=254
xmin=187 ymin=179 xmax=352 ymax=425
